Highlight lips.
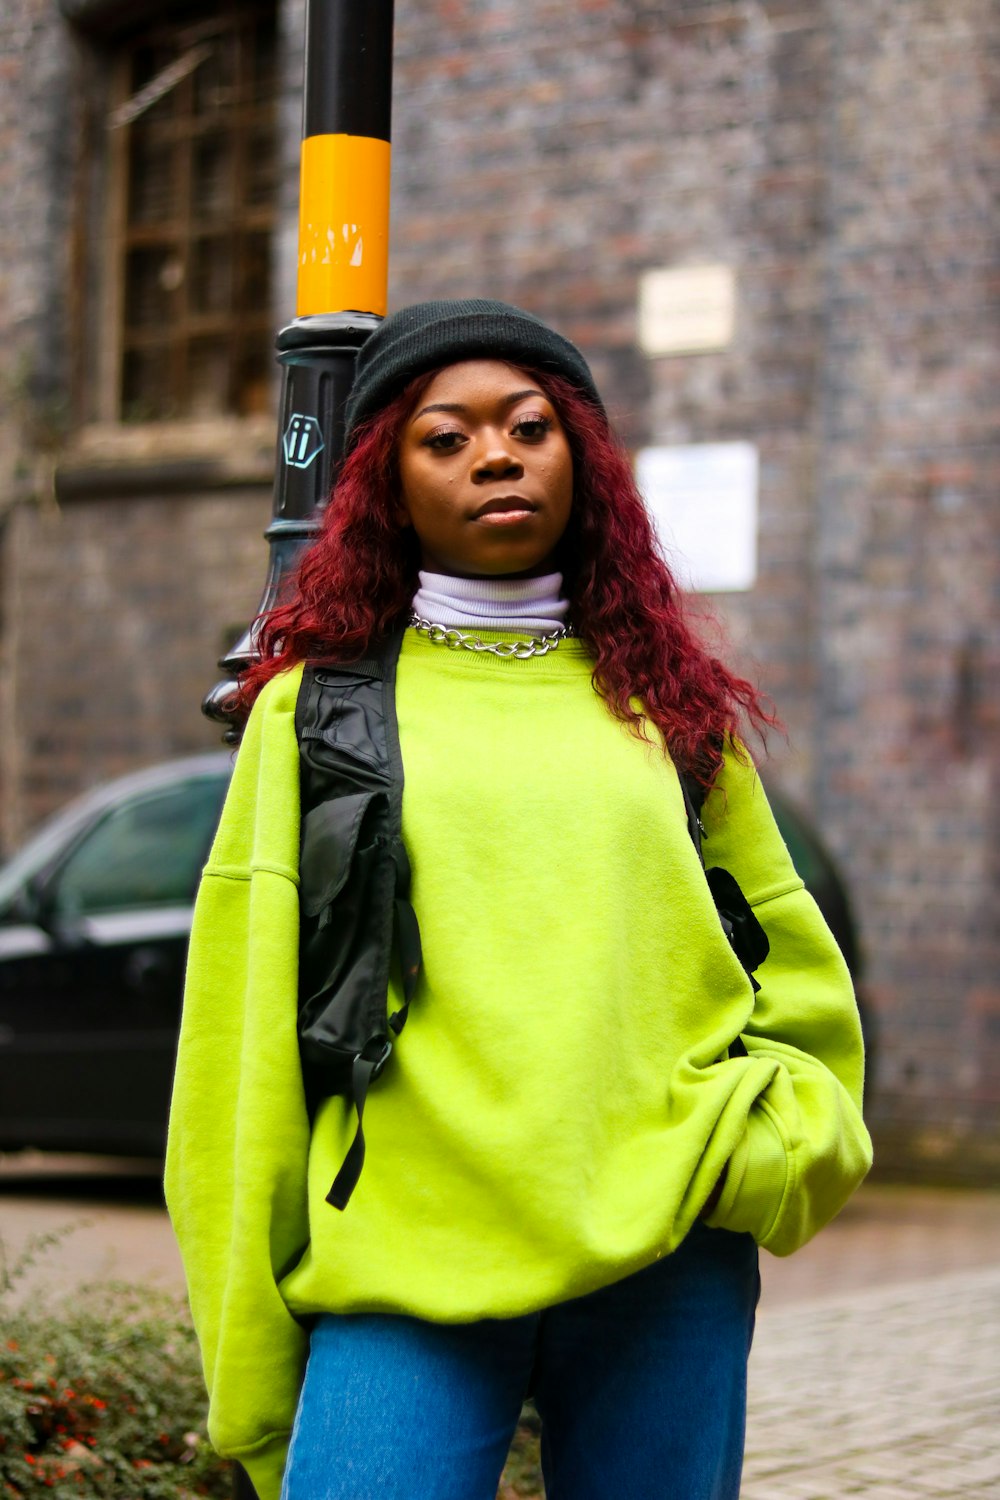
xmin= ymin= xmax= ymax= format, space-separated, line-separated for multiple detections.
xmin=472 ymin=496 xmax=538 ymax=519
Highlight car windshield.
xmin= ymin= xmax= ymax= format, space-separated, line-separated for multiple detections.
xmin=0 ymin=764 xmax=230 ymax=920
xmin=0 ymin=804 xmax=98 ymax=914
xmin=52 ymin=778 xmax=228 ymax=916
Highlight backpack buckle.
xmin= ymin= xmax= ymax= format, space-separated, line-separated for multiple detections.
xmin=368 ymin=1038 xmax=393 ymax=1081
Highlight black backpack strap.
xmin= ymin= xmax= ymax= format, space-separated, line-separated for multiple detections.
xmin=679 ymin=770 xmax=707 ymax=864
xmin=679 ymin=766 xmax=767 ymax=1056
xmin=295 ymin=627 xmax=419 ymax=1209
xmin=327 ymin=1038 xmax=394 ymax=1210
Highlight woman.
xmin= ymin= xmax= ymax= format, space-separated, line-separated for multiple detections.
xmin=166 ymin=299 xmax=872 ymax=1500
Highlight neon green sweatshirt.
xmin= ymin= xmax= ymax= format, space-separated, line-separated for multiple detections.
xmin=165 ymin=631 xmax=871 ymax=1500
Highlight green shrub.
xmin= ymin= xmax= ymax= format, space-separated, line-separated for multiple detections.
xmin=0 ymin=1228 xmax=231 ymax=1499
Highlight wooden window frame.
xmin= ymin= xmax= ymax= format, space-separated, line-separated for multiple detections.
xmin=95 ymin=0 xmax=278 ymax=425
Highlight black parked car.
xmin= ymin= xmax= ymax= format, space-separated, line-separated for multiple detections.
xmin=0 ymin=755 xmax=231 ymax=1156
xmin=0 ymin=756 xmax=868 ymax=1157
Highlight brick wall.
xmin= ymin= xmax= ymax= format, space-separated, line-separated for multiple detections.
xmin=0 ymin=0 xmax=75 ymax=852
xmin=2 ymin=484 xmax=272 ymax=841
xmin=810 ymin=1 xmax=1000 ymax=1175
xmin=1 ymin=0 xmax=997 ymax=1177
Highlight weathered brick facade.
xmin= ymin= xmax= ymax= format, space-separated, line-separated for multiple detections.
xmin=1 ymin=0 xmax=998 ymax=1178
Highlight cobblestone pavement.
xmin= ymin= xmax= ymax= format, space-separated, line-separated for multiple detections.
xmin=743 ymin=1264 xmax=1000 ymax=1499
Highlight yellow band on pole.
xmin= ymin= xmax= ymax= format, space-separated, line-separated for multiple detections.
xmin=297 ymin=134 xmax=391 ymax=317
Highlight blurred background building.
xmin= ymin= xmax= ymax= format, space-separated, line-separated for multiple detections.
xmin=1 ymin=0 xmax=997 ymax=1181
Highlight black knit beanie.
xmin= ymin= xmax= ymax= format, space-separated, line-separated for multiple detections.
xmin=343 ymin=298 xmax=604 ymax=443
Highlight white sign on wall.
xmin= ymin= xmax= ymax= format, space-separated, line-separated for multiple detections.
xmin=637 ymin=265 xmax=736 ymax=357
xmin=635 ymin=442 xmax=758 ymax=593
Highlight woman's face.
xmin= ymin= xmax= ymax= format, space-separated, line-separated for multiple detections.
xmin=396 ymin=359 xmax=574 ymax=579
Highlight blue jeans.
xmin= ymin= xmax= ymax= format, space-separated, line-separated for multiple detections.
xmin=281 ymin=1223 xmax=759 ymax=1500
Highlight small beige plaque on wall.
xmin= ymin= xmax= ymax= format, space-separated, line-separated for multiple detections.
xmin=637 ymin=264 xmax=736 ymax=356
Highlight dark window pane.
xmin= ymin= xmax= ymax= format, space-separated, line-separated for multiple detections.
xmin=235 ymin=344 xmax=274 ymax=417
xmin=131 ymin=43 xmax=176 ymax=95
xmin=128 ymin=126 xmax=177 ymax=224
xmin=130 ymin=45 xmax=157 ymax=89
xmin=239 ymin=231 xmax=271 ymax=309
xmin=190 ymin=235 xmax=233 ymax=315
xmin=184 ymin=337 xmax=231 ymax=417
xmin=124 ymin=244 xmax=182 ymax=328
xmin=129 ymin=42 xmax=183 ymax=127
xmin=192 ymin=132 xmax=234 ymax=220
xmin=193 ymin=42 xmax=237 ymax=118
xmin=122 ymin=345 xmax=175 ymax=424
xmin=51 ymin=780 xmax=226 ymax=918
xmin=246 ymin=122 xmax=277 ymax=209
xmin=251 ymin=18 xmax=277 ymax=105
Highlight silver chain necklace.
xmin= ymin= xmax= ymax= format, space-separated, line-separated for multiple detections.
xmin=408 ymin=611 xmax=572 ymax=659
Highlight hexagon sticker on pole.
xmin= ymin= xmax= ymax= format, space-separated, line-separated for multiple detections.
xmin=283 ymin=412 xmax=326 ymax=470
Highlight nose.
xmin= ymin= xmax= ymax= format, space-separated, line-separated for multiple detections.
xmin=471 ymin=435 xmax=523 ymax=484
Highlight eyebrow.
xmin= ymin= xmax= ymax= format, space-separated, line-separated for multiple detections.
xmin=412 ymin=389 xmax=546 ymax=421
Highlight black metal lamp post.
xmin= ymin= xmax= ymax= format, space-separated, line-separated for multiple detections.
xmin=203 ymin=0 xmax=394 ymax=739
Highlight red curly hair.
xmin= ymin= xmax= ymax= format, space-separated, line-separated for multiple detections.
xmin=240 ymin=366 xmax=774 ymax=784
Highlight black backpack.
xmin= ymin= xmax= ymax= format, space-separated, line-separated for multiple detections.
xmin=295 ymin=629 xmax=767 ymax=1209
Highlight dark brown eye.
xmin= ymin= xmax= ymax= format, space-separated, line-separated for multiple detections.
xmin=512 ymin=414 xmax=553 ymax=440
xmin=424 ymin=428 xmax=466 ymax=451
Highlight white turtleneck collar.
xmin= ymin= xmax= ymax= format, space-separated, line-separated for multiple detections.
xmin=411 ymin=571 xmax=569 ymax=634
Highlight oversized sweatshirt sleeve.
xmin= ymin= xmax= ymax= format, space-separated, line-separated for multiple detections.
xmin=701 ymin=746 xmax=873 ymax=1256
xmin=164 ymin=666 xmax=309 ymax=1500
